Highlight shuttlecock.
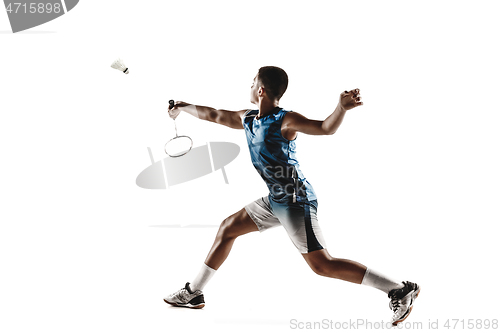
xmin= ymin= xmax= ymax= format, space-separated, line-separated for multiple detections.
xmin=111 ymin=58 xmax=129 ymax=74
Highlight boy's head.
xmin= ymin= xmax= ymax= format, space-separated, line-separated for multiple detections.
xmin=250 ymin=66 xmax=288 ymax=104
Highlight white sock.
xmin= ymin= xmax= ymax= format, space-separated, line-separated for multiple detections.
xmin=361 ymin=268 xmax=404 ymax=294
xmin=190 ymin=263 xmax=216 ymax=292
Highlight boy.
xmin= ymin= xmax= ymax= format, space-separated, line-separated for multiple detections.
xmin=164 ymin=66 xmax=420 ymax=326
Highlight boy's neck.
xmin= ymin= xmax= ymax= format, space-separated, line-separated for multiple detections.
xmin=257 ymin=98 xmax=280 ymax=119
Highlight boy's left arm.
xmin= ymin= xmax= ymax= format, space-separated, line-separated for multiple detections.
xmin=283 ymin=89 xmax=363 ymax=136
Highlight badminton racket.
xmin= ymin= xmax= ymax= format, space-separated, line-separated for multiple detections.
xmin=165 ymin=99 xmax=193 ymax=157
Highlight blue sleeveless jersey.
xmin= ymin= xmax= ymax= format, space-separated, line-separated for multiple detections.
xmin=242 ymin=108 xmax=317 ymax=203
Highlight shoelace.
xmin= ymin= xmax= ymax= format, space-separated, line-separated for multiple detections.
xmin=389 ymin=283 xmax=408 ymax=313
xmin=178 ymin=288 xmax=191 ymax=303
xmin=169 ymin=288 xmax=188 ymax=300
xmin=390 ymin=296 xmax=401 ymax=312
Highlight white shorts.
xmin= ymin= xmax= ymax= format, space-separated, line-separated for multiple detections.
xmin=244 ymin=195 xmax=326 ymax=254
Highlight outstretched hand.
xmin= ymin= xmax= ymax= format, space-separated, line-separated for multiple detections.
xmin=339 ymin=89 xmax=363 ymax=111
xmin=168 ymin=101 xmax=190 ymax=120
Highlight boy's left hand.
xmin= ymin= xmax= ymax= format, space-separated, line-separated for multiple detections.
xmin=339 ymin=89 xmax=363 ymax=111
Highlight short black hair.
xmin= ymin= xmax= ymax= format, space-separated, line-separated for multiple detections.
xmin=258 ymin=66 xmax=288 ymax=100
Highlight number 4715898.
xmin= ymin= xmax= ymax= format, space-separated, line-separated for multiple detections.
xmin=444 ymin=319 xmax=498 ymax=329
xmin=5 ymin=3 xmax=61 ymax=14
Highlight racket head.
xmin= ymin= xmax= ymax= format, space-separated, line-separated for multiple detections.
xmin=164 ymin=135 xmax=193 ymax=158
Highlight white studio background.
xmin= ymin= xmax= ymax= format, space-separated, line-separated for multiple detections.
xmin=1 ymin=1 xmax=499 ymax=332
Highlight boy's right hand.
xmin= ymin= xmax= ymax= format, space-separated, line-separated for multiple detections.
xmin=168 ymin=101 xmax=190 ymax=120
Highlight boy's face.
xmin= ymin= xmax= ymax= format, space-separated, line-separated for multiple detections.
xmin=250 ymin=74 xmax=261 ymax=105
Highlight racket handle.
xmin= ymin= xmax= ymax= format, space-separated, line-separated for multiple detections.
xmin=169 ymin=99 xmax=178 ymax=136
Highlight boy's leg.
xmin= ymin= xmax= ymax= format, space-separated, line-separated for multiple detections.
xmin=164 ymin=195 xmax=282 ymax=307
xmin=269 ymin=199 xmax=404 ymax=291
xmin=164 ymin=207 xmax=260 ymax=308
xmin=302 ymin=248 xmax=420 ymax=326
xmin=204 ymin=207 xmax=259 ymax=270
xmin=193 ymin=194 xmax=281 ymax=285
xmin=271 ymin=199 xmax=419 ymax=325
xmin=302 ymin=249 xmax=368 ymax=284
xmin=188 ymin=208 xmax=258 ymax=291
xmin=302 ymin=249 xmax=404 ymax=291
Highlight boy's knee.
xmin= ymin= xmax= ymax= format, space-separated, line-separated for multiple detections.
xmin=306 ymin=254 xmax=337 ymax=277
xmin=217 ymin=208 xmax=257 ymax=240
xmin=218 ymin=216 xmax=239 ymax=239
xmin=309 ymin=261 xmax=329 ymax=277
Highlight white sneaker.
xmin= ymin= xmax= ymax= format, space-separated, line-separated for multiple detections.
xmin=388 ymin=281 xmax=420 ymax=326
xmin=163 ymin=282 xmax=205 ymax=309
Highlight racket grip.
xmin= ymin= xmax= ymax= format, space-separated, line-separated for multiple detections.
xmin=169 ymin=100 xmax=175 ymax=108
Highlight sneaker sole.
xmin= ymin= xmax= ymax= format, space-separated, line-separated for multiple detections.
xmin=392 ymin=286 xmax=421 ymax=326
xmin=163 ymin=299 xmax=205 ymax=309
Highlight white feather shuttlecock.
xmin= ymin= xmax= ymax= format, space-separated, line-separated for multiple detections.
xmin=111 ymin=58 xmax=129 ymax=74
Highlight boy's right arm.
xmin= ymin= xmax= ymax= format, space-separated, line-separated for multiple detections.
xmin=169 ymin=102 xmax=247 ymax=130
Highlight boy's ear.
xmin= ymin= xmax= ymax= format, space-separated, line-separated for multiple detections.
xmin=258 ymin=87 xmax=265 ymax=97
